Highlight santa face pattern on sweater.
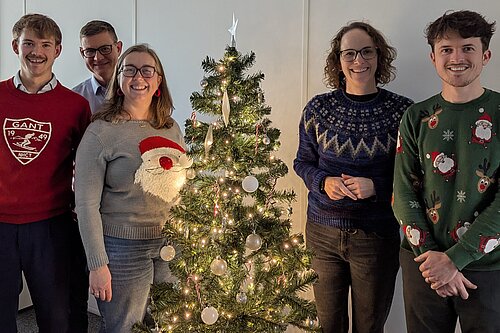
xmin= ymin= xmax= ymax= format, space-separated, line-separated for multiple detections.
xmin=3 ymin=117 xmax=52 ymax=165
xmin=134 ymin=136 xmax=192 ymax=202
xmin=471 ymin=111 xmax=496 ymax=146
xmin=393 ymin=89 xmax=500 ymax=271
xmin=404 ymin=224 xmax=428 ymax=247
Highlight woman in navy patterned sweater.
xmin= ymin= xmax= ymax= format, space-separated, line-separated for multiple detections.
xmin=293 ymin=22 xmax=413 ymax=333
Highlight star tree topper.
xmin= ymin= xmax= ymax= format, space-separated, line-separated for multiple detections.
xmin=228 ymin=13 xmax=238 ymax=47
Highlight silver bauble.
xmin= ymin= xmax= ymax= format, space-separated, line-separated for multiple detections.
xmin=159 ymin=245 xmax=176 ymax=261
xmin=201 ymin=306 xmax=219 ymax=325
xmin=236 ymin=291 xmax=248 ymax=303
xmin=210 ymin=258 xmax=228 ymax=276
xmin=245 ymin=233 xmax=262 ymax=251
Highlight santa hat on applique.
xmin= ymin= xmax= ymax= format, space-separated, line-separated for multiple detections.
xmin=427 ymin=151 xmax=444 ymax=168
xmin=138 ymin=136 xmax=192 ymax=169
xmin=476 ymin=113 xmax=492 ymax=126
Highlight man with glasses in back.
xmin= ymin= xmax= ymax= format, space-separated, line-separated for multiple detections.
xmin=73 ymin=20 xmax=122 ymax=113
xmin=71 ymin=20 xmax=122 ymax=332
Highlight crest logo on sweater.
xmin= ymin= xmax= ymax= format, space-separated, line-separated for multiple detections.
xmin=3 ymin=118 xmax=52 ymax=165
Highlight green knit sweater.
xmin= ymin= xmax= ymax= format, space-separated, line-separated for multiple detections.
xmin=393 ymin=89 xmax=500 ymax=271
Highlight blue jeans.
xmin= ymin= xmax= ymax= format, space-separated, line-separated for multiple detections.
xmin=400 ymin=248 xmax=500 ymax=333
xmin=97 ymin=236 xmax=177 ymax=333
xmin=305 ymin=221 xmax=400 ymax=333
xmin=0 ymin=214 xmax=72 ymax=333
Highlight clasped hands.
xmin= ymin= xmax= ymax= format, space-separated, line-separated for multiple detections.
xmin=323 ymin=174 xmax=375 ymax=200
xmin=415 ymin=251 xmax=477 ymax=299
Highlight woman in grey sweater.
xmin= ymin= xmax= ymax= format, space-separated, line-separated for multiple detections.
xmin=75 ymin=44 xmax=191 ymax=333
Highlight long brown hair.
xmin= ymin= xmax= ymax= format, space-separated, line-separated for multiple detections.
xmin=93 ymin=44 xmax=174 ymax=129
xmin=324 ymin=21 xmax=396 ymax=89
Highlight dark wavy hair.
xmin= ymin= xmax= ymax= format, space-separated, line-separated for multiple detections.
xmin=426 ymin=10 xmax=496 ymax=52
xmin=93 ymin=44 xmax=174 ymax=129
xmin=324 ymin=21 xmax=396 ymax=89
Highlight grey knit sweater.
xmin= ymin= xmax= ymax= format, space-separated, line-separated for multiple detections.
xmin=75 ymin=119 xmax=187 ymax=270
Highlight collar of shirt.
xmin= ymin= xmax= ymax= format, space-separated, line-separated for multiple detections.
xmin=14 ymin=71 xmax=58 ymax=94
xmin=91 ymin=76 xmax=107 ymax=97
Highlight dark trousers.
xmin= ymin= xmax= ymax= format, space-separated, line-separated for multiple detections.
xmin=305 ymin=221 xmax=400 ymax=333
xmin=69 ymin=220 xmax=89 ymax=333
xmin=0 ymin=214 xmax=72 ymax=333
xmin=400 ymin=248 xmax=500 ymax=333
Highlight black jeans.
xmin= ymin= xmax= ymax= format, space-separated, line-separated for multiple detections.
xmin=0 ymin=214 xmax=72 ymax=333
xmin=305 ymin=221 xmax=400 ymax=333
xmin=400 ymin=248 xmax=500 ymax=333
xmin=69 ymin=219 xmax=89 ymax=333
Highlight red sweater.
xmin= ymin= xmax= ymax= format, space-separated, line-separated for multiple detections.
xmin=0 ymin=78 xmax=91 ymax=223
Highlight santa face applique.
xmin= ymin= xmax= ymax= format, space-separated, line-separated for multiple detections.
xmin=471 ymin=112 xmax=495 ymax=146
xmin=134 ymin=136 xmax=193 ymax=202
xmin=478 ymin=235 xmax=500 ymax=254
xmin=450 ymin=221 xmax=471 ymax=242
xmin=404 ymin=224 xmax=427 ymax=247
xmin=424 ymin=190 xmax=442 ymax=224
xmin=420 ymin=104 xmax=443 ymax=129
xmin=427 ymin=151 xmax=456 ymax=179
xmin=475 ymin=158 xmax=497 ymax=193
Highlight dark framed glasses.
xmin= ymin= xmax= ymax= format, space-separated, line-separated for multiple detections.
xmin=339 ymin=47 xmax=378 ymax=62
xmin=81 ymin=45 xmax=113 ymax=58
xmin=119 ymin=65 xmax=157 ymax=78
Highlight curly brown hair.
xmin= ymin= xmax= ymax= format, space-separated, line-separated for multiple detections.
xmin=92 ymin=44 xmax=174 ymax=129
xmin=324 ymin=21 xmax=396 ymax=89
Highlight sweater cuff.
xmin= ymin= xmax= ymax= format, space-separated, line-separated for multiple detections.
xmin=313 ymin=172 xmax=329 ymax=194
xmin=445 ymin=243 xmax=480 ymax=271
xmin=87 ymin=251 xmax=110 ymax=271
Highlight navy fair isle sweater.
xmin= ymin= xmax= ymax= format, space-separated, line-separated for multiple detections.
xmin=294 ymin=88 xmax=413 ymax=235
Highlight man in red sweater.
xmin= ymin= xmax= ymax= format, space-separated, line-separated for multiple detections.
xmin=0 ymin=14 xmax=91 ymax=333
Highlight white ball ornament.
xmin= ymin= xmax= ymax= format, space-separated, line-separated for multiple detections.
xmin=236 ymin=291 xmax=248 ymax=303
xmin=200 ymin=78 xmax=208 ymax=88
xmin=262 ymin=135 xmax=271 ymax=145
xmin=245 ymin=233 xmax=262 ymax=251
xmin=210 ymin=258 xmax=228 ymax=276
xmin=186 ymin=168 xmax=196 ymax=179
xmin=159 ymin=245 xmax=176 ymax=262
xmin=201 ymin=306 xmax=219 ymax=325
xmin=242 ymin=176 xmax=259 ymax=193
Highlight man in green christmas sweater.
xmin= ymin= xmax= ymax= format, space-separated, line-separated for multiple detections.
xmin=393 ymin=10 xmax=499 ymax=333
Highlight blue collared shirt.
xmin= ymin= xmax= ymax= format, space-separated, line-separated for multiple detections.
xmin=13 ymin=71 xmax=58 ymax=94
xmin=72 ymin=76 xmax=107 ymax=114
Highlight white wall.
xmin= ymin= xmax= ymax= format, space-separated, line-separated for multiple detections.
xmin=2 ymin=0 xmax=499 ymax=332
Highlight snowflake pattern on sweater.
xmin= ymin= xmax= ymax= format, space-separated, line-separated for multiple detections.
xmin=393 ymin=89 xmax=500 ymax=271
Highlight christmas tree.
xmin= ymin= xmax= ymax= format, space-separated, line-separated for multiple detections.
xmin=135 ymin=16 xmax=318 ymax=333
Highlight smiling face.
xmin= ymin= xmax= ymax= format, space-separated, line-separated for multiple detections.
xmin=339 ymin=28 xmax=378 ymax=95
xmin=12 ymin=29 xmax=61 ymax=83
xmin=119 ymin=51 xmax=162 ymax=105
xmin=80 ymin=31 xmax=122 ymax=86
xmin=431 ymin=31 xmax=490 ymax=91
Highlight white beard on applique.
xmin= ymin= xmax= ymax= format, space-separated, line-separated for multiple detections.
xmin=134 ymin=153 xmax=187 ymax=202
xmin=437 ymin=157 xmax=454 ymax=174
xmin=475 ymin=125 xmax=492 ymax=141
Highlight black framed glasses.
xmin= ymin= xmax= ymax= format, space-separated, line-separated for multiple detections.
xmin=81 ymin=45 xmax=113 ymax=58
xmin=119 ymin=65 xmax=157 ymax=78
xmin=339 ymin=47 xmax=378 ymax=62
